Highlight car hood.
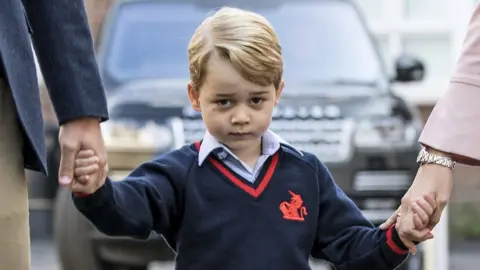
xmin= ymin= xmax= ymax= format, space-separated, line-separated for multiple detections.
xmin=108 ymin=79 xmax=190 ymax=107
xmin=108 ymin=79 xmax=405 ymax=121
xmin=277 ymin=93 xmax=399 ymax=119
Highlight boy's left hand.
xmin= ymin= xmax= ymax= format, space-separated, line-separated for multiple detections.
xmin=397 ymin=193 xmax=436 ymax=254
xmin=381 ymin=193 xmax=436 ymax=254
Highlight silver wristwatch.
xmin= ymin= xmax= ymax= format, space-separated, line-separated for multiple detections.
xmin=416 ymin=147 xmax=456 ymax=169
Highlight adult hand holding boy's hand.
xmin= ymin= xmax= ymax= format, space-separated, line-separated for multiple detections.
xmin=381 ymin=160 xmax=453 ymax=232
xmin=58 ymin=117 xmax=107 ymax=187
xmin=383 ymin=193 xmax=436 ymax=254
xmin=71 ymin=149 xmax=109 ymax=196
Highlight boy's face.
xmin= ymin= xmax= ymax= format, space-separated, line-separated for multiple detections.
xmin=188 ymin=53 xmax=283 ymax=152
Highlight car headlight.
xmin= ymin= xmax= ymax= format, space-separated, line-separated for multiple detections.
xmin=354 ymin=117 xmax=418 ymax=148
xmin=101 ymin=120 xmax=173 ymax=151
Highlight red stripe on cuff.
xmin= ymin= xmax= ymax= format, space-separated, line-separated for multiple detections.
xmin=73 ymin=192 xmax=90 ymax=197
xmin=386 ymin=224 xmax=409 ymax=255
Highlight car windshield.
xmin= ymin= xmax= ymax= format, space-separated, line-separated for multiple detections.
xmin=102 ymin=0 xmax=384 ymax=92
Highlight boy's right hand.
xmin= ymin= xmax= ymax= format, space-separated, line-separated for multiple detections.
xmin=72 ymin=149 xmax=108 ymax=195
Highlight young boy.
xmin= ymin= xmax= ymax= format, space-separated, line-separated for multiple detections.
xmin=70 ymin=7 xmax=436 ymax=270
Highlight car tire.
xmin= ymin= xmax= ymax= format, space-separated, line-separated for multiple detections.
xmin=53 ymin=187 xmax=105 ymax=270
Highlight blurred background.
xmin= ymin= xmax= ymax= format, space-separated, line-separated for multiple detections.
xmin=30 ymin=0 xmax=480 ymax=269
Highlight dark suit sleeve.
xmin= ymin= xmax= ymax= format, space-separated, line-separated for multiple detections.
xmin=22 ymin=0 xmax=108 ymax=125
xmin=309 ymin=156 xmax=411 ymax=269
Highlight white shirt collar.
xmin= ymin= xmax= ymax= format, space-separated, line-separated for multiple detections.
xmin=197 ymin=129 xmax=303 ymax=166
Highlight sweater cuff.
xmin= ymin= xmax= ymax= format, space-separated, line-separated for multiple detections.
xmin=386 ymin=224 xmax=410 ymax=255
xmin=72 ymin=178 xmax=113 ymax=210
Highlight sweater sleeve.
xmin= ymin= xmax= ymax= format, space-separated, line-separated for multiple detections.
xmin=309 ymin=157 xmax=410 ymax=269
xmin=72 ymin=154 xmax=188 ymax=240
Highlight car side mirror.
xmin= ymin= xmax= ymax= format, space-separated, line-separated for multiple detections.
xmin=392 ymin=55 xmax=425 ymax=82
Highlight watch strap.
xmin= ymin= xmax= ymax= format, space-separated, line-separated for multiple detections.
xmin=416 ymin=148 xmax=455 ymax=169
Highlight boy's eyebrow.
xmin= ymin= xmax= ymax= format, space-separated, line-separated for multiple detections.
xmin=249 ymin=90 xmax=271 ymax=96
xmin=215 ymin=90 xmax=270 ymax=97
xmin=214 ymin=92 xmax=236 ymax=97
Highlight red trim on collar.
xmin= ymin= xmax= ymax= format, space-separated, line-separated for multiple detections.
xmin=194 ymin=141 xmax=279 ymax=198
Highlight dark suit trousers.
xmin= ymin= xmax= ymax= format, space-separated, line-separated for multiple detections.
xmin=0 ymin=78 xmax=30 ymax=269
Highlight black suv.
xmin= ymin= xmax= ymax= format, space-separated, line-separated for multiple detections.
xmin=52 ymin=0 xmax=426 ymax=269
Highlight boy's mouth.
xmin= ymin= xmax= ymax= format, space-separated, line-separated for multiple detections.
xmin=228 ymin=132 xmax=254 ymax=139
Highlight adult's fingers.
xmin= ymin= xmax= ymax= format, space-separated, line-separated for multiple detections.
xmin=96 ymin=163 xmax=109 ymax=190
xmin=428 ymin=206 xmax=445 ymax=230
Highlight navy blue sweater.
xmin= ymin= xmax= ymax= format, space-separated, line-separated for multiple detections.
xmin=73 ymin=142 xmax=410 ymax=270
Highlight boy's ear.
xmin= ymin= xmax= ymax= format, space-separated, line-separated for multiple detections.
xmin=187 ymin=82 xmax=201 ymax=111
xmin=274 ymin=80 xmax=284 ymax=105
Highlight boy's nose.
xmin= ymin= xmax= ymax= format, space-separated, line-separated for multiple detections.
xmin=231 ymin=109 xmax=250 ymax=125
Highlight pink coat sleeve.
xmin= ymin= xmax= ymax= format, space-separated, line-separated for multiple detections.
xmin=419 ymin=5 xmax=480 ymax=165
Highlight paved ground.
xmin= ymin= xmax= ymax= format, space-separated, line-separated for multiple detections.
xmin=31 ymin=240 xmax=480 ymax=270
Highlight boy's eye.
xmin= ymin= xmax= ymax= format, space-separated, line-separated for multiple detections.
xmin=217 ymin=99 xmax=231 ymax=106
xmin=251 ymin=97 xmax=264 ymax=105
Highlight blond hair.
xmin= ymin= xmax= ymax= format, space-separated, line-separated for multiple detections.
xmin=188 ymin=7 xmax=283 ymax=90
